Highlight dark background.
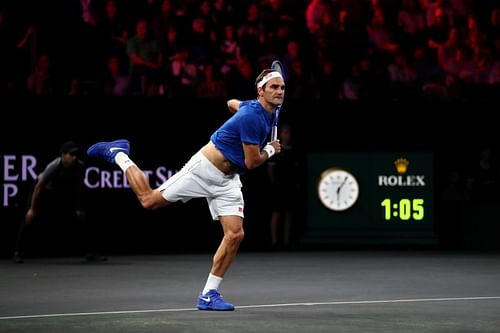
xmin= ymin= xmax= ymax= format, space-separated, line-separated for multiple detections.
xmin=1 ymin=98 xmax=499 ymax=258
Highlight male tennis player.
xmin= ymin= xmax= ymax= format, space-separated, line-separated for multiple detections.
xmin=87 ymin=68 xmax=284 ymax=311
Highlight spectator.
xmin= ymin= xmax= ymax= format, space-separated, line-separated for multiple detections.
xmin=26 ymin=52 xmax=53 ymax=95
xmin=126 ymin=19 xmax=163 ymax=95
xmin=196 ymin=63 xmax=227 ymax=98
xmin=467 ymin=147 xmax=500 ymax=203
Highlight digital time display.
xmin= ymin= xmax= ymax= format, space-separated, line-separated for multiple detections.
xmin=305 ymin=152 xmax=436 ymax=245
xmin=380 ymin=198 xmax=424 ymax=221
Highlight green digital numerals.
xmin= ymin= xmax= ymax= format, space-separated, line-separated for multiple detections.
xmin=380 ymin=198 xmax=424 ymax=221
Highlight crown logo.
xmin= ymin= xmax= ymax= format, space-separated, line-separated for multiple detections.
xmin=394 ymin=158 xmax=409 ymax=174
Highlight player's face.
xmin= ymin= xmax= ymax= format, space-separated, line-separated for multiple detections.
xmin=261 ymin=77 xmax=285 ymax=107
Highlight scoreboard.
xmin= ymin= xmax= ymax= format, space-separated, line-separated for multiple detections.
xmin=304 ymin=152 xmax=436 ymax=245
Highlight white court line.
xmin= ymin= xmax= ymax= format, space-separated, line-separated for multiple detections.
xmin=237 ymin=296 xmax=500 ymax=309
xmin=1 ymin=296 xmax=500 ymax=320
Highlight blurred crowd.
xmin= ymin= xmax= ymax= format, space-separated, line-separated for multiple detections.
xmin=1 ymin=0 xmax=500 ymax=100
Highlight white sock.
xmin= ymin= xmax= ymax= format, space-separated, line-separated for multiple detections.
xmin=115 ymin=152 xmax=136 ymax=172
xmin=202 ymin=273 xmax=223 ymax=295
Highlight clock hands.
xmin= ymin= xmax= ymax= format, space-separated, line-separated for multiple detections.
xmin=336 ymin=176 xmax=348 ymax=200
xmin=319 ymin=169 xmax=359 ymax=211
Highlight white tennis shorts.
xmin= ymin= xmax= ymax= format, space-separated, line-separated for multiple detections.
xmin=157 ymin=151 xmax=244 ymax=220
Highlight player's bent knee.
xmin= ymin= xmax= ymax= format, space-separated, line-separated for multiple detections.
xmin=141 ymin=199 xmax=156 ymax=210
xmin=140 ymin=191 xmax=168 ymax=210
xmin=225 ymin=229 xmax=244 ymax=243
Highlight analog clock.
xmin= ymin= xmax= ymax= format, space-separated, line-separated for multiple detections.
xmin=317 ymin=168 xmax=360 ymax=211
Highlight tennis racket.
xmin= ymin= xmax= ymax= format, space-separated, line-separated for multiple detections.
xmin=270 ymin=60 xmax=285 ymax=141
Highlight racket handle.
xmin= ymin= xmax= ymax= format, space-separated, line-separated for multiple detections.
xmin=271 ymin=126 xmax=278 ymax=141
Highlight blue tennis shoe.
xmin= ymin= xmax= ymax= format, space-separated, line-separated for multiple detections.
xmin=197 ymin=289 xmax=235 ymax=311
xmin=87 ymin=139 xmax=130 ymax=164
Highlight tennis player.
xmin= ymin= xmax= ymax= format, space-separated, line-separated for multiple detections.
xmin=87 ymin=68 xmax=284 ymax=311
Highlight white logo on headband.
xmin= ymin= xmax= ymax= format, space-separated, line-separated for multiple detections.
xmin=257 ymin=71 xmax=283 ymax=88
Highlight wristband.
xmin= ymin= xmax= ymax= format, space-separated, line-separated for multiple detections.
xmin=263 ymin=144 xmax=275 ymax=158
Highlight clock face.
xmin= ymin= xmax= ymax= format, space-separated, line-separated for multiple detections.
xmin=317 ymin=168 xmax=360 ymax=211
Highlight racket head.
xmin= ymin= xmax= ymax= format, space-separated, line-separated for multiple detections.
xmin=271 ymin=60 xmax=285 ymax=77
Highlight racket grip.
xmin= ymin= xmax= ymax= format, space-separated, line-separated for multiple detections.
xmin=271 ymin=126 xmax=278 ymax=141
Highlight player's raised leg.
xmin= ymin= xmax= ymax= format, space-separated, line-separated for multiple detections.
xmin=87 ymin=139 xmax=167 ymax=209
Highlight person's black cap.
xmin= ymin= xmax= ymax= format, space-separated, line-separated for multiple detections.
xmin=60 ymin=141 xmax=80 ymax=154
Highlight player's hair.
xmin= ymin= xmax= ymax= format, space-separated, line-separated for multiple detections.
xmin=255 ymin=69 xmax=275 ymax=90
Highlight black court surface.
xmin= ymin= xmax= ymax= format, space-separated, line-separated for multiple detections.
xmin=1 ymin=251 xmax=500 ymax=333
